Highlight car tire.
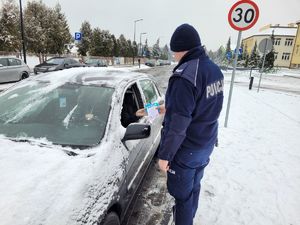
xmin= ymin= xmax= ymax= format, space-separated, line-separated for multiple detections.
xmin=21 ymin=72 xmax=28 ymax=80
xmin=101 ymin=212 xmax=120 ymax=225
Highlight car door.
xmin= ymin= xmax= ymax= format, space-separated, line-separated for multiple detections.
xmin=7 ymin=58 xmax=22 ymax=82
xmin=120 ymin=82 xmax=151 ymax=204
xmin=70 ymin=59 xmax=81 ymax=68
xmin=0 ymin=58 xmax=10 ymax=83
xmin=63 ymin=59 xmax=72 ymax=69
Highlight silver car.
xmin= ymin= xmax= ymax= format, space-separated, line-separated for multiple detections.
xmin=0 ymin=57 xmax=30 ymax=83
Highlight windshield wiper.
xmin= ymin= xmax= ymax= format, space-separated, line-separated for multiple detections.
xmin=8 ymin=138 xmax=79 ymax=156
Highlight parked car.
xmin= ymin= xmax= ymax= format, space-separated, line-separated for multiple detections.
xmin=0 ymin=67 xmax=164 ymax=225
xmin=0 ymin=57 xmax=30 ymax=83
xmin=34 ymin=57 xmax=84 ymax=74
xmin=85 ymin=58 xmax=108 ymax=67
xmin=145 ymin=59 xmax=156 ymax=67
xmin=156 ymin=59 xmax=171 ymax=66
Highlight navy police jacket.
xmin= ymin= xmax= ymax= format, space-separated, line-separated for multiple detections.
xmin=157 ymin=46 xmax=224 ymax=162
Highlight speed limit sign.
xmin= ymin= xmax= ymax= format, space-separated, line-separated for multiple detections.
xmin=228 ymin=0 xmax=259 ymax=31
xmin=225 ymin=0 xmax=259 ymax=128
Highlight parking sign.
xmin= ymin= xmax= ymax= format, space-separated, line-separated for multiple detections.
xmin=75 ymin=32 xmax=82 ymax=41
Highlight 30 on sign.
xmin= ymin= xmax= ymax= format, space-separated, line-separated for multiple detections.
xmin=228 ymin=0 xmax=259 ymax=31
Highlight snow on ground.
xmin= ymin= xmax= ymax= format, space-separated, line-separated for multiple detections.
xmin=222 ymin=69 xmax=300 ymax=94
xmin=196 ymin=83 xmax=300 ymax=225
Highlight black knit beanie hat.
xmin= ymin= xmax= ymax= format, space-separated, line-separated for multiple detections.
xmin=170 ymin=24 xmax=201 ymax=52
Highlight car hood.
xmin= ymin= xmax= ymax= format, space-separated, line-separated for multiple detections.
xmin=0 ymin=137 xmax=126 ymax=225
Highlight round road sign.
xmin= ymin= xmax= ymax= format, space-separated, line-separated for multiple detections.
xmin=258 ymin=38 xmax=273 ymax=54
xmin=228 ymin=0 xmax=259 ymax=31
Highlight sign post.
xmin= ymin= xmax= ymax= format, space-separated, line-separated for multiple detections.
xmin=257 ymin=38 xmax=273 ymax=92
xmin=224 ymin=0 xmax=260 ymax=127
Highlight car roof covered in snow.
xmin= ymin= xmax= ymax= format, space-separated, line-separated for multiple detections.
xmin=30 ymin=67 xmax=150 ymax=88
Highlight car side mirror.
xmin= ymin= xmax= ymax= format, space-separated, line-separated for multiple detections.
xmin=122 ymin=123 xmax=151 ymax=142
xmin=64 ymin=63 xmax=69 ymax=67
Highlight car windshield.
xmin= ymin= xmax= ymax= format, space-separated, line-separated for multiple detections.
xmin=46 ymin=58 xmax=65 ymax=65
xmin=0 ymin=82 xmax=114 ymax=148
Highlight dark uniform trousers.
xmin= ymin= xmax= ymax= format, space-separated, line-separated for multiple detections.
xmin=167 ymin=146 xmax=214 ymax=225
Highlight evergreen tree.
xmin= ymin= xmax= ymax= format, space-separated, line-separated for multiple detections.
xmin=225 ymin=37 xmax=232 ymax=63
xmin=152 ymin=38 xmax=161 ymax=59
xmin=77 ymin=21 xmax=92 ymax=56
xmin=118 ymin=34 xmax=128 ymax=57
xmin=90 ymin=28 xmax=102 ymax=56
xmin=24 ymin=0 xmax=50 ymax=60
xmin=216 ymin=46 xmax=225 ymax=65
xmin=264 ymin=33 xmax=275 ymax=71
xmin=126 ymin=40 xmax=133 ymax=58
xmin=132 ymin=41 xmax=138 ymax=58
xmin=111 ymin=34 xmax=120 ymax=57
xmin=101 ymin=30 xmax=113 ymax=57
xmin=143 ymin=39 xmax=150 ymax=58
xmin=248 ymin=41 xmax=260 ymax=68
xmin=46 ymin=3 xmax=71 ymax=55
xmin=161 ymin=44 xmax=170 ymax=60
xmin=0 ymin=0 xmax=20 ymax=52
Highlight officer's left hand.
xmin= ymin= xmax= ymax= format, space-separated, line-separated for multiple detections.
xmin=158 ymin=159 xmax=169 ymax=173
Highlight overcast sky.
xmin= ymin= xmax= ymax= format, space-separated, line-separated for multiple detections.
xmin=5 ymin=0 xmax=300 ymax=51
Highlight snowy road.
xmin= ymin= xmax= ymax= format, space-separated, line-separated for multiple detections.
xmin=127 ymin=66 xmax=300 ymax=225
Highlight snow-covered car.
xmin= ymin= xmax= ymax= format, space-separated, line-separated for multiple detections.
xmin=0 ymin=68 xmax=164 ymax=225
xmin=0 ymin=57 xmax=30 ymax=83
xmin=34 ymin=57 xmax=85 ymax=74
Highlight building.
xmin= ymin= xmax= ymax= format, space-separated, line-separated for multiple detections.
xmin=242 ymin=24 xmax=297 ymax=68
xmin=290 ymin=21 xmax=300 ymax=68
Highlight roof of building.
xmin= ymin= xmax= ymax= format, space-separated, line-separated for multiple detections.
xmin=244 ymin=26 xmax=297 ymax=40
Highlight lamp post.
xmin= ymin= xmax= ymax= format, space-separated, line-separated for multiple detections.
xmin=19 ymin=0 xmax=26 ymax=64
xmin=133 ymin=19 xmax=143 ymax=65
xmin=139 ymin=32 xmax=147 ymax=57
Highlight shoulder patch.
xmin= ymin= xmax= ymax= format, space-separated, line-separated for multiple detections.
xmin=206 ymin=79 xmax=224 ymax=99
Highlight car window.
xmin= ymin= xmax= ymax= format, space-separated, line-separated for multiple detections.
xmin=65 ymin=59 xmax=74 ymax=64
xmin=120 ymin=83 xmax=143 ymax=128
xmin=8 ymin=58 xmax=21 ymax=66
xmin=0 ymin=58 xmax=9 ymax=66
xmin=0 ymin=83 xmax=114 ymax=148
xmin=46 ymin=58 xmax=65 ymax=65
xmin=139 ymin=79 xmax=159 ymax=104
xmin=70 ymin=59 xmax=78 ymax=64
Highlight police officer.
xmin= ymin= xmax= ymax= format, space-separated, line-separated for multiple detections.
xmin=157 ymin=24 xmax=224 ymax=225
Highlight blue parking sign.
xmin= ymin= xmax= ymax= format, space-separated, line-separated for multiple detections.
xmin=75 ymin=32 xmax=82 ymax=41
xmin=234 ymin=48 xmax=243 ymax=56
xmin=226 ymin=51 xmax=232 ymax=60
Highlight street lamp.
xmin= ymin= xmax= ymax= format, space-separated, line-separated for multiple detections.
xmin=133 ymin=19 xmax=143 ymax=65
xmin=139 ymin=32 xmax=147 ymax=57
xmin=19 ymin=0 xmax=27 ymax=64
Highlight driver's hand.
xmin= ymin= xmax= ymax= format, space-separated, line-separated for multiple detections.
xmin=156 ymin=105 xmax=166 ymax=115
xmin=135 ymin=108 xmax=146 ymax=117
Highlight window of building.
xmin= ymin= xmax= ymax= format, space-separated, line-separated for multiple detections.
xmin=274 ymin=38 xmax=281 ymax=46
xmin=282 ymin=53 xmax=291 ymax=61
xmin=285 ymin=38 xmax=293 ymax=46
xmin=296 ymin=45 xmax=299 ymax=55
xmin=274 ymin=52 xmax=278 ymax=60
